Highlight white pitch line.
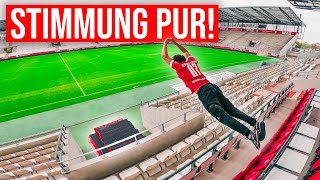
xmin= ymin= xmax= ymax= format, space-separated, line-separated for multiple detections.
xmin=59 ymin=53 xmax=86 ymax=96
xmin=0 ymin=74 xmax=176 ymax=118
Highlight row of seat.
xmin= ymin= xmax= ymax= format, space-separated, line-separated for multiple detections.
xmin=292 ymin=64 xmax=311 ymax=76
xmin=109 ymin=83 xmax=293 ymax=180
xmin=159 ymin=67 xmax=275 ymax=111
xmin=233 ymin=88 xmax=315 ymax=180
xmin=157 ymin=62 xmax=300 ymax=113
xmin=155 ymin=83 xmax=295 ymax=180
xmin=103 ymin=78 xmax=295 ymax=180
xmin=224 ymin=64 xmax=280 ymax=85
xmin=224 ymin=62 xmax=300 ymax=86
xmin=104 ymin=119 xmax=230 ymax=180
xmin=222 ymin=31 xmax=294 ymax=53
xmin=0 ymin=132 xmax=69 ymax=180
xmin=305 ymin=64 xmax=317 ymax=72
xmin=0 ymin=161 xmax=61 ymax=180
xmin=0 ymin=142 xmax=57 ymax=162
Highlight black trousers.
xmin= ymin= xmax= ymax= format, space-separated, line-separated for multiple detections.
xmin=197 ymin=83 xmax=256 ymax=136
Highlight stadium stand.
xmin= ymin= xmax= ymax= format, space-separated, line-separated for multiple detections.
xmin=0 ymin=131 xmax=67 ymax=180
xmin=0 ymin=58 xmax=315 ymax=180
xmin=130 ymin=81 xmax=294 ymax=180
xmin=44 ymin=61 xmax=308 ymax=179
xmin=288 ymin=0 xmax=320 ymax=10
xmin=7 ymin=43 xmax=56 ymax=58
xmin=59 ymin=43 xmax=99 ymax=51
xmin=0 ymin=21 xmax=7 ymax=60
xmin=216 ymin=30 xmax=296 ymax=56
xmin=0 ymin=20 xmax=5 ymax=32
xmin=233 ymin=88 xmax=317 ymax=180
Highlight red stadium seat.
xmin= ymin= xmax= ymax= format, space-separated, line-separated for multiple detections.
xmin=243 ymin=171 xmax=260 ymax=180
xmin=243 ymin=155 xmax=261 ymax=174
xmin=233 ymin=172 xmax=245 ymax=180
xmin=307 ymin=170 xmax=320 ymax=180
xmin=276 ymin=127 xmax=293 ymax=141
xmin=311 ymin=159 xmax=320 ymax=171
xmin=285 ymin=118 xmax=299 ymax=128
xmin=264 ymin=139 xmax=285 ymax=156
xmin=248 ymin=153 xmax=275 ymax=173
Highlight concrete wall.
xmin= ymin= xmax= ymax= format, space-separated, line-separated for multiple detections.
xmin=66 ymin=113 xmax=205 ymax=180
xmin=141 ymin=106 xmax=198 ymax=133
xmin=67 ymin=132 xmax=86 ymax=165
xmin=279 ymin=34 xmax=298 ymax=57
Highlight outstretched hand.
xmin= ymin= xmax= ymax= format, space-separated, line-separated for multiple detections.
xmin=164 ymin=38 xmax=171 ymax=45
xmin=169 ymin=38 xmax=176 ymax=43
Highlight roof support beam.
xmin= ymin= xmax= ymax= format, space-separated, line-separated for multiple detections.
xmin=279 ymin=7 xmax=300 ymax=26
xmin=218 ymin=7 xmax=304 ymax=26
xmin=259 ymin=8 xmax=284 ymax=25
xmin=219 ymin=10 xmax=243 ymax=23
xmin=229 ymin=8 xmax=259 ymax=23
xmin=251 ymin=7 xmax=275 ymax=23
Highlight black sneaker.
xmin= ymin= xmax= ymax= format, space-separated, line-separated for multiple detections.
xmin=247 ymin=130 xmax=260 ymax=149
xmin=255 ymin=121 xmax=266 ymax=141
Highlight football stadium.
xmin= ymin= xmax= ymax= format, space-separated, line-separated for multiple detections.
xmin=1 ymin=3 xmax=320 ymax=180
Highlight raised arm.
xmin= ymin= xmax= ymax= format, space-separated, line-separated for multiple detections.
xmin=162 ymin=38 xmax=172 ymax=65
xmin=171 ymin=39 xmax=192 ymax=58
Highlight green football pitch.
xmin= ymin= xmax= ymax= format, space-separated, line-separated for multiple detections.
xmin=0 ymin=44 xmax=270 ymax=122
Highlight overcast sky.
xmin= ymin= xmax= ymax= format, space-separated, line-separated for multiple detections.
xmin=0 ymin=0 xmax=319 ymax=43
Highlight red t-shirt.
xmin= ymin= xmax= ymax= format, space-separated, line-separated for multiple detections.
xmin=170 ymin=56 xmax=209 ymax=93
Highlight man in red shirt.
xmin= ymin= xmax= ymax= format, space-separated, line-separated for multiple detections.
xmin=162 ymin=38 xmax=265 ymax=149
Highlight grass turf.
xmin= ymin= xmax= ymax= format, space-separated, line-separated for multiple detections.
xmin=0 ymin=44 xmax=270 ymax=122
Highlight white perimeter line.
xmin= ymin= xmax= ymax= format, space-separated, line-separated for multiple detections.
xmin=59 ymin=53 xmax=86 ymax=96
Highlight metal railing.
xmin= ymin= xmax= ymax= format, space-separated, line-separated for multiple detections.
xmin=56 ymin=110 xmax=198 ymax=174
xmin=257 ymin=88 xmax=316 ymax=180
xmin=0 ymin=91 xmax=180 ymax=147
xmin=163 ymin=82 xmax=294 ymax=180
xmin=248 ymin=72 xmax=268 ymax=95
xmin=0 ymin=128 xmax=60 ymax=148
xmin=54 ymin=125 xmax=68 ymax=172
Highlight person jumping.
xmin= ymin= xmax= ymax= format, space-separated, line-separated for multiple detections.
xmin=161 ymin=38 xmax=266 ymax=149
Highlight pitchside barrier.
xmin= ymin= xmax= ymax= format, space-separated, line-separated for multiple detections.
xmin=163 ymin=82 xmax=294 ymax=180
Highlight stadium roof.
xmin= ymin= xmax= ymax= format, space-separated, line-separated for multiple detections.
xmin=0 ymin=20 xmax=5 ymax=31
xmin=288 ymin=0 xmax=320 ymax=10
xmin=219 ymin=7 xmax=305 ymax=26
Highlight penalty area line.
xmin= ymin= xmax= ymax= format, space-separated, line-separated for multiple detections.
xmin=59 ymin=53 xmax=86 ymax=96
